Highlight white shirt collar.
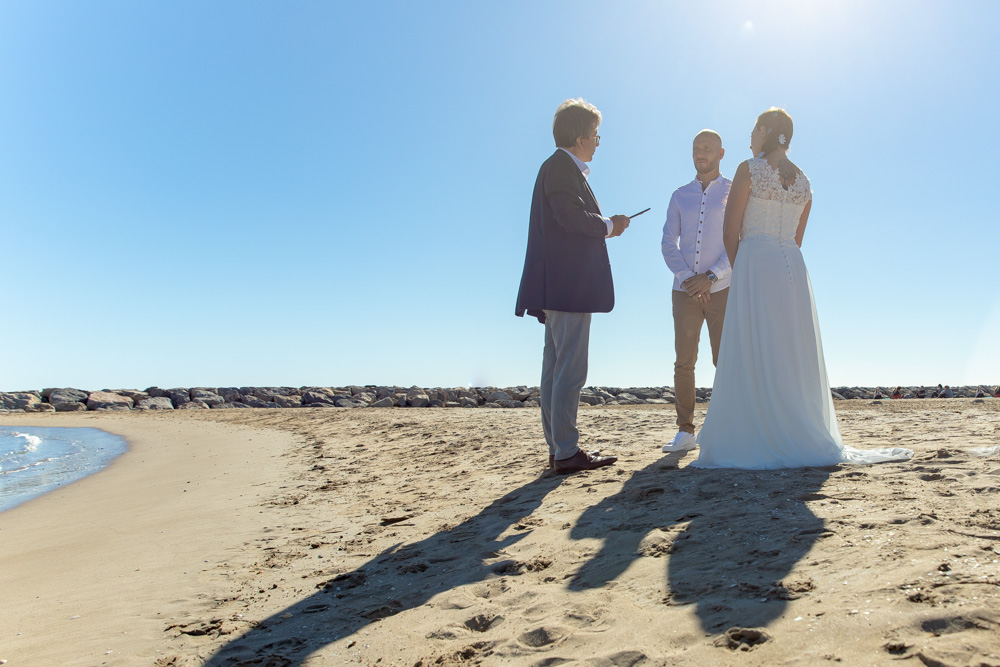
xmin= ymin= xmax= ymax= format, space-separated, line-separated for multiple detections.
xmin=559 ymin=148 xmax=590 ymax=178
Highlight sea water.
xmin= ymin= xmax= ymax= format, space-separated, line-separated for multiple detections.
xmin=0 ymin=426 xmax=128 ymax=512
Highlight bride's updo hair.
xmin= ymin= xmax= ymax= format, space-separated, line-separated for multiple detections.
xmin=756 ymin=107 xmax=799 ymax=187
xmin=755 ymin=107 xmax=793 ymax=155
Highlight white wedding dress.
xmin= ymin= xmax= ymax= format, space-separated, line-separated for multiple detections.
xmin=693 ymin=158 xmax=912 ymax=469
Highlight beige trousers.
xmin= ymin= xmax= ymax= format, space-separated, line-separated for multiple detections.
xmin=672 ymin=287 xmax=728 ymax=433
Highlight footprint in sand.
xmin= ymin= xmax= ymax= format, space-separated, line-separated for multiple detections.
xmin=883 ymin=612 xmax=1000 ymax=666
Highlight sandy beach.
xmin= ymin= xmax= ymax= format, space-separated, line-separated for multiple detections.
xmin=1 ymin=400 xmax=998 ymax=666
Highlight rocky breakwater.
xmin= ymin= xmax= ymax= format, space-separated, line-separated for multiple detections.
xmin=0 ymin=385 xmax=691 ymax=412
xmin=1 ymin=385 xmax=992 ymax=413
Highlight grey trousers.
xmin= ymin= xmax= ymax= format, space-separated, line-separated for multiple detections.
xmin=540 ymin=310 xmax=591 ymax=461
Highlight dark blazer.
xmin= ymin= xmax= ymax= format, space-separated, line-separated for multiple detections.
xmin=515 ymin=149 xmax=614 ymax=324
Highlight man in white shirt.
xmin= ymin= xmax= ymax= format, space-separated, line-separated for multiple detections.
xmin=661 ymin=130 xmax=732 ymax=453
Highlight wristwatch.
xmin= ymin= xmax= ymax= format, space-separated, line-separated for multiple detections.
xmin=706 ymin=271 xmax=718 ymax=284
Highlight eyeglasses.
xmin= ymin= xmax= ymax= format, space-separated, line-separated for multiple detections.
xmin=594 ymin=134 xmax=601 ymax=145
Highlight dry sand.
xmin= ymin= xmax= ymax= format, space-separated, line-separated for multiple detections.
xmin=1 ymin=400 xmax=998 ymax=666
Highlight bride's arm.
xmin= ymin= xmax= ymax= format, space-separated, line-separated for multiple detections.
xmin=723 ymin=161 xmax=750 ymax=267
xmin=795 ymin=199 xmax=812 ymax=247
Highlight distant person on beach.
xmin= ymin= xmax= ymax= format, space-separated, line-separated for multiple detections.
xmin=660 ymin=130 xmax=731 ymax=454
xmin=917 ymin=386 xmax=926 ymax=398
xmin=691 ymin=107 xmax=912 ymax=468
xmin=932 ymin=383 xmax=944 ymax=398
xmin=994 ymin=386 xmax=1000 ymax=398
xmin=873 ymin=387 xmax=886 ymax=399
xmin=891 ymin=386 xmax=903 ymax=399
xmin=975 ymin=386 xmax=986 ymax=398
xmin=940 ymin=385 xmax=954 ymax=398
xmin=515 ymin=98 xmax=628 ymax=474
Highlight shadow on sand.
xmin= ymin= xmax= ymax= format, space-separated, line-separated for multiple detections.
xmin=568 ymin=455 xmax=833 ymax=633
xmin=201 ymin=473 xmax=565 ymax=665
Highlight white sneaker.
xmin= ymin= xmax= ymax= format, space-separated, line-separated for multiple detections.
xmin=662 ymin=431 xmax=697 ymax=453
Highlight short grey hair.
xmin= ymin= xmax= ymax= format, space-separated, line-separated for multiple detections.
xmin=552 ymin=98 xmax=602 ymax=148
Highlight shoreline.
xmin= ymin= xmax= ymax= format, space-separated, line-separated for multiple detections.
xmin=1 ymin=402 xmax=998 ymax=665
xmin=0 ymin=412 xmax=302 ymax=666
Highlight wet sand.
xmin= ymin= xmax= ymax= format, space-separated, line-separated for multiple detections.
xmin=1 ymin=400 xmax=998 ymax=666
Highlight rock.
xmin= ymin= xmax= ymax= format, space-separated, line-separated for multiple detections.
xmin=335 ymin=398 xmax=367 ymax=408
xmin=352 ymin=391 xmax=375 ymax=405
xmin=176 ymin=401 xmax=210 ymax=409
xmin=580 ymin=394 xmax=604 ymax=406
xmin=28 ymin=402 xmax=56 ymax=412
xmin=168 ymin=388 xmax=191 ymax=407
xmin=191 ymin=389 xmax=225 ymax=407
xmin=629 ymin=388 xmax=662 ymax=400
xmin=459 ymin=397 xmax=479 ymax=408
xmin=444 ymin=401 xmax=461 ymax=408
xmin=371 ymin=397 xmax=395 ymax=408
xmin=0 ymin=392 xmax=42 ymax=411
xmin=273 ymin=394 xmax=303 ymax=408
xmin=55 ymin=401 xmax=88 ymax=412
xmin=832 ymin=392 xmax=847 ymax=400
xmin=488 ymin=391 xmax=513 ymax=403
xmin=302 ymin=390 xmax=338 ymax=406
xmin=507 ymin=386 xmax=532 ymax=401
xmin=136 ymin=397 xmax=175 ymax=410
xmin=523 ymin=398 xmax=540 ymax=408
xmin=87 ymin=391 xmax=133 ymax=411
xmin=47 ymin=388 xmax=89 ymax=405
xmin=498 ymin=399 xmax=524 ymax=408
xmin=117 ymin=390 xmax=149 ymax=403
xmin=218 ymin=387 xmax=243 ymax=403
xmin=242 ymin=395 xmax=279 ymax=408
xmin=406 ymin=388 xmax=430 ymax=408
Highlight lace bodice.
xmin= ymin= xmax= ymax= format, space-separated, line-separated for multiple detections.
xmin=740 ymin=157 xmax=812 ymax=242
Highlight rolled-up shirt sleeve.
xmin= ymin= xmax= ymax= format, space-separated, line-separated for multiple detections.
xmin=661 ymin=195 xmax=695 ymax=284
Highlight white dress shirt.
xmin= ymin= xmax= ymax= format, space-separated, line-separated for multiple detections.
xmin=559 ymin=148 xmax=614 ymax=237
xmin=661 ymin=174 xmax=732 ymax=292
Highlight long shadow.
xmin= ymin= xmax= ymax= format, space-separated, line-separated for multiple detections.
xmin=568 ymin=456 xmax=832 ymax=632
xmin=202 ymin=473 xmax=564 ymax=665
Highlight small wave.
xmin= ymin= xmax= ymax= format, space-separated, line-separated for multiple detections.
xmin=14 ymin=432 xmax=43 ymax=451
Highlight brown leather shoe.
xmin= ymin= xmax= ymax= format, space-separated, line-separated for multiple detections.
xmin=549 ymin=451 xmax=602 ymax=469
xmin=553 ymin=449 xmax=617 ymax=474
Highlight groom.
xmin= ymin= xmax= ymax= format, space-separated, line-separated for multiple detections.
xmin=661 ymin=130 xmax=732 ymax=453
xmin=515 ymin=98 xmax=629 ymax=474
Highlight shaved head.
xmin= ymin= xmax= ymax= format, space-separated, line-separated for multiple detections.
xmin=693 ymin=129 xmax=722 ymax=146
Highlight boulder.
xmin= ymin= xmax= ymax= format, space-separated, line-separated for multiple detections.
xmin=87 ymin=391 xmax=134 ymax=411
xmin=169 ymin=388 xmax=191 ymax=407
xmin=488 ymin=390 xmax=513 ymax=403
xmin=218 ymin=387 xmax=243 ymax=403
xmin=117 ymin=390 xmax=150 ymax=403
xmin=273 ymin=394 xmax=303 ymax=408
xmin=242 ymin=395 xmax=278 ymax=408
xmin=0 ymin=392 xmax=42 ymax=411
xmin=136 ymin=397 xmax=175 ymax=410
xmin=302 ymin=390 xmax=338 ymax=406
xmin=48 ymin=388 xmax=89 ymax=405
xmin=191 ymin=389 xmax=225 ymax=407
xmin=335 ymin=398 xmax=368 ymax=408
xmin=405 ymin=387 xmax=430 ymax=408
xmin=370 ymin=397 xmax=395 ymax=408
xmin=55 ymin=401 xmax=88 ymax=412
xmin=459 ymin=397 xmax=478 ymax=408
xmin=497 ymin=399 xmax=524 ymax=408
xmin=28 ymin=402 xmax=55 ymax=412
xmin=177 ymin=401 xmax=210 ymax=409
xmin=580 ymin=394 xmax=604 ymax=406
xmin=145 ymin=387 xmax=171 ymax=398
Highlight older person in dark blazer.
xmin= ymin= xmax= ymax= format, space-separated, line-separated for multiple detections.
xmin=516 ymin=98 xmax=630 ymax=474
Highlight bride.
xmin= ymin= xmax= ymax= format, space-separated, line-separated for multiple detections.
xmin=692 ymin=108 xmax=912 ymax=469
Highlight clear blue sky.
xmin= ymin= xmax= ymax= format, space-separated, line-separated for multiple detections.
xmin=3 ymin=1 xmax=998 ymax=391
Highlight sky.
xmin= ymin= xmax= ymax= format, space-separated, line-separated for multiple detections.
xmin=2 ymin=0 xmax=998 ymax=392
